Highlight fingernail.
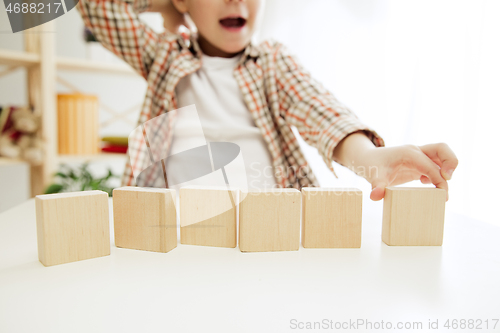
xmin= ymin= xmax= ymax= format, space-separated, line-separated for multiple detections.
xmin=442 ymin=169 xmax=453 ymax=180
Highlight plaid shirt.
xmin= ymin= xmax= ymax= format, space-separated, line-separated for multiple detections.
xmin=76 ymin=0 xmax=385 ymax=189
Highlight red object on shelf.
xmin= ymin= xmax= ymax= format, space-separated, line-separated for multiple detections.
xmin=0 ymin=106 xmax=18 ymax=134
xmin=101 ymin=145 xmax=128 ymax=154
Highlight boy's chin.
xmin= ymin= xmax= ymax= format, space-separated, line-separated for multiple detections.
xmin=218 ymin=41 xmax=250 ymax=56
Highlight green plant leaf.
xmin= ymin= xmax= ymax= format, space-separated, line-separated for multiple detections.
xmin=45 ymin=183 xmax=64 ymax=194
xmin=54 ymin=172 xmax=68 ymax=179
xmin=69 ymin=170 xmax=77 ymax=180
xmin=88 ymin=180 xmax=98 ymax=190
xmin=104 ymin=169 xmax=112 ymax=180
xmin=46 ymin=162 xmax=119 ymax=197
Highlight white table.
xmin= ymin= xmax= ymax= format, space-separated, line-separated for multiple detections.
xmin=1 ymin=197 xmax=499 ymax=333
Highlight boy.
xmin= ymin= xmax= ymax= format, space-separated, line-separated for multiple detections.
xmin=76 ymin=0 xmax=458 ymax=201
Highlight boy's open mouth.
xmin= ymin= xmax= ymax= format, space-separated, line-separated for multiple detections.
xmin=219 ymin=17 xmax=247 ymax=30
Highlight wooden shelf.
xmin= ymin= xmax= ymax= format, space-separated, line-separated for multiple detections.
xmin=57 ymin=57 xmax=138 ymax=76
xmin=57 ymin=152 xmax=127 ymax=163
xmin=0 ymin=49 xmax=40 ymax=67
xmin=0 ymin=157 xmax=27 ymax=165
xmin=0 ymin=50 xmax=138 ymax=76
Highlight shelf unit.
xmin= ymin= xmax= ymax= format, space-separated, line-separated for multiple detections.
xmin=0 ymin=21 xmax=138 ymax=196
xmin=57 ymin=152 xmax=128 ymax=163
xmin=57 ymin=56 xmax=135 ymax=75
xmin=0 ymin=49 xmax=40 ymax=67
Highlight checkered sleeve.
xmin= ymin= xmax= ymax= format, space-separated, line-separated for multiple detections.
xmin=274 ymin=43 xmax=385 ymax=175
xmin=76 ymin=0 xmax=160 ymax=79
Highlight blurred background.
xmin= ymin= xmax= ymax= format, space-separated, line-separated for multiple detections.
xmin=0 ymin=0 xmax=498 ymax=227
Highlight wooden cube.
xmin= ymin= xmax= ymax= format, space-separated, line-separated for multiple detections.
xmin=239 ymin=189 xmax=301 ymax=252
xmin=35 ymin=190 xmax=110 ymax=267
xmin=302 ymin=188 xmax=362 ymax=248
xmin=382 ymin=187 xmax=446 ymax=246
xmin=180 ymin=186 xmax=237 ymax=248
xmin=113 ymin=187 xmax=177 ymax=253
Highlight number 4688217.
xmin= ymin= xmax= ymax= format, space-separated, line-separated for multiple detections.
xmin=5 ymin=2 xmax=62 ymax=13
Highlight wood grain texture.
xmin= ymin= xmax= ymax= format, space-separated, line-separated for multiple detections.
xmin=302 ymin=188 xmax=362 ymax=248
xmin=35 ymin=190 xmax=110 ymax=266
xmin=57 ymin=94 xmax=99 ymax=155
xmin=180 ymin=186 xmax=237 ymax=248
xmin=113 ymin=187 xmax=177 ymax=253
xmin=25 ymin=22 xmax=57 ymax=196
xmin=239 ymin=189 xmax=301 ymax=252
xmin=382 ymin=187 xmax=446 ymax=246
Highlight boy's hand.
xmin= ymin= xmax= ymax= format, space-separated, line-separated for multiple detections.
xmin=332 ymin=132 xmax=459 ymax=202
xmin=361 ymin=143 xmax=458 ymax=201
xmin=151 ymin=0 xmax=187 ymax=33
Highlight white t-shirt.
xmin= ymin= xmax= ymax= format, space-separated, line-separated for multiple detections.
xmin=167 ymin=53 xmax=277 ymax=190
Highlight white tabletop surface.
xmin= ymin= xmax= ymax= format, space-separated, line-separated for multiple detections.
xmin=0 ymin=197 xmax=499 ymax=333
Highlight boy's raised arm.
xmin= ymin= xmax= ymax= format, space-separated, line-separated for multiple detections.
xmin=76 ymin=0 xmax=166 ymax=79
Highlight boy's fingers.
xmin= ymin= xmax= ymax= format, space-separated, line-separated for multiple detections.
xmin=370 ymin=181 xmax=387 ymax=201
xmin=419 ymin=143 xmax=459 ymax=180
xmin=420 ymin=175 xmax=431 ymax=184
xmin=410 ymin=150 xmax=449 ymax=200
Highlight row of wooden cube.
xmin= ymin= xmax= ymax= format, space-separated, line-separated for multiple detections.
xmin=35 ymin=186 xmax=446 ymax=266
xmin=179 ymin=186 xmax=444 ymax=250
xmin=112 ymin=187 xmax=362 ymax=253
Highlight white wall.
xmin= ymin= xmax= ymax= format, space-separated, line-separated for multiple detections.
xmin=0 ymin=159 xmax=30 ymax=213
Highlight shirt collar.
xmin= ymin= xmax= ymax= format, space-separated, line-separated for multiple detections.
xmin=240 ymin=41 xmax=261 ymax=62
xmin=177 ymin=32 xmax=261 ymax=63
